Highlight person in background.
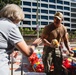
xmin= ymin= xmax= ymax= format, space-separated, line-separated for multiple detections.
xmin=0 ymin=4 xmax=42 ymax=75
xmin=41 ymin=12 xmax=74 ymax=75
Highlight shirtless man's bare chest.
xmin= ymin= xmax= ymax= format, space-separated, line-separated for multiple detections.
xmin=41 ymin=23 xmax=67 ymax=43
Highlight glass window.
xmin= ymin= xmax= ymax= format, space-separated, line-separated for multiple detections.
xmin=71 ymin=14 xmax=76 ymax=17
xmin=57 ymin=6 xmax=63 ymax=10
xmin=41 ymin=4 xmax=48 ymax=8
xmin=64 ymin=23 xmax=70 ymax=27
xmin=64 ymin=1 xmax=69 ymax=5
xmin=49 ymin=10 xmax=55 ymax=14
xmin=71 ymin=9 xmax=76 ymax=12
xmin=49 ymin=16 xmax=54 ymax=20
xmin=71 ymin=3 xmax=76 ymax=7
xmin=41 ymin=9 xmax=48 ymax=14
xmin=49 ymin=0 xmax=55 ymax=3
xmin=23 ymin=8 xmax=31 ymax=12
xmin=64 ymin=7 xmax=70 ymax=10
xmin=41 ymin=16 xmax=48 ymax=20
xmin=71 ymin=24 xmax=76 ymax=28
xmin=32 ymin=21 xmax=36 ymax=25
xmin=23 ymin=21 xmax=31 ymax=25
xmin=25 ymin=14 xmax=31 ymax=18
xmin=41 ymin=0 xmax=48 ymax=2
xmin=71 ymin=19 xmax=76 ymax=22
xmin=32 ymin=3 xmax=37 ymax=6
xmin=23 ymin=1 xmax=31 ymax=6
xmin=57 ymin=0 xmax=63 ymax=4
xmin=32 ymin=15 xmax=36 ymax=18
xmin=41 ymin=22 xmax=48 ymax=25
xmin=64 ymin=18 xmax=70 ymax=21
xmin=32 ymin=9 xmax=37 ymax=12
xmin=64 ymin=12 xmax=70 ymax=16
xmin=49 ymin=5 xmax=55 ymax=9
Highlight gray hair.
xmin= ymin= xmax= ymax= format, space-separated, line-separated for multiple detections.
xmin=0 ymin=4 xmax=24 ymax=21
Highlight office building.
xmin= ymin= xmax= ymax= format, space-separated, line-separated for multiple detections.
xmin=20 ymin=0 xmax=76 ymax=31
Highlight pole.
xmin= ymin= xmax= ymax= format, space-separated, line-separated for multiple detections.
xmin=11 ymin=54 xmax=13 ymax=75
xmin=36 ymin=0 xmax=39 ymax=38
xmin=21 ymin=21 xmax=23 ymax=75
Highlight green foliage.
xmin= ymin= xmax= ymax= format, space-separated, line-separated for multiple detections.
xmin=19 ymin=27 xmax=44 ymax=36
xmin=0 ymin=0 xmax=21 ymax=10
xmin=68 ymin=31 xmax=76 ymax=42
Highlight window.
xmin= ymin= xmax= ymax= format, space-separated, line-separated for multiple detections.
xmin=41 ymin=0 xmax=48 ymax=2
xmin=71 ymin=3 xmax=76 ymax=7
xmin=71 ymin=19 xmax=76 ymax=22
xmin=25 ymin=14 xmax=31 ymax=18
xmin=64 ymin=18 xmax=70 ymax=21
xmin=57 ymin=6 xmax=63 ymax=10
xmin=49 ymin=0 xmax=55 ymax=3
xmin=32 ymin=9 xmax=37 ymax=12
xmin=41 ymin=4 xmax=48 ymax=8
xmin=64 ymin=1 xmax=69 ymax=5
xmin=23 ymin=1 xmax=31 ymax=6
xmin=71 ymin=9 xmax=76 ymax=12
xmin=64 ymin=12 xmax=70 ymax=16
xmin=71 ymin=24 xmax=76 ymax=28
xmin=32 ymin=3 xmax=37 ymax=6
xmin=49 ymin=5 xmax=55 ymax=9
xmin=23 ymin=21 xmax=31 ymax=25
xmin=64 ymin=7 xmax=70 ymax=10
xmin=71 ymin=14 xmax=76 ymax=17
xmin=32 ymin=21 xmax=36 ymax=25
xmin=32 ymin=15 xmax=36 ymax=18
xmin=23 ymin=8 xmax=31 ymax=12
xmin=49 ymin=10 xmax=55 ymax=14
xmin=57 ymin=0 xmax=63 ymax=4
xmin=64 ymin=23 xmax=70 ymax=27
xmin=41 ymin=22 xmax=48 ymax=25
xmin=49 ymin=16 xmax=54 ymax=20
xmin=41 ymin=9 xmax=48 ymax=14
xmin=41 ymin=16 xmax=48 ymax=20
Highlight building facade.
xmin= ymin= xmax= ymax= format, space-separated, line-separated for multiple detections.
xmin=20 ymin=0 xmax=76 ymax=31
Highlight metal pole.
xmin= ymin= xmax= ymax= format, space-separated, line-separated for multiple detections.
xmin=21 ymin=55 xmax=23 ymax=75
xmin=36 ymin=0 xmax=39 ymax=38
xmin=21 ymin=21 xmax=23 ymax=75
xmin=11 ymin=54 xmax=13 ymax=75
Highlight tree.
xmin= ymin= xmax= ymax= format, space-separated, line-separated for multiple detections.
xmin=0 ymin=0 xmax=21 ymax=10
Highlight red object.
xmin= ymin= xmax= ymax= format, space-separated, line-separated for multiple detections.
xmin=29 ymin=52 xmax=76 ymax=72
xmin=29 ymin=53 xmax=44 ymax=72
xmin=29 ymin=53 xmax=38 ymax=65
xmin=35 ymin=64 xmax=44 ymax=72
xmin=63 ymin=59 xmax=72 ymax=69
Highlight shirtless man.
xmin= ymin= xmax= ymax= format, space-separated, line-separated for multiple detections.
xmin=41 ymin=12 xmax=73 ymax=75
